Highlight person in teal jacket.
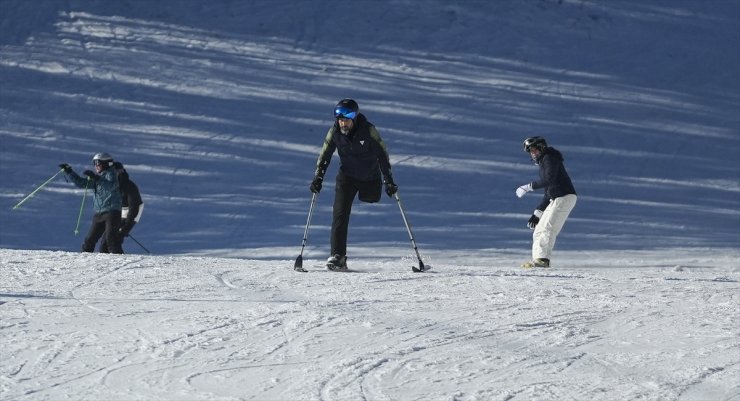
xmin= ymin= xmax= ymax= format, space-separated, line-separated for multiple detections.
xmin=59 ymin=152 xmax=123 ymax=253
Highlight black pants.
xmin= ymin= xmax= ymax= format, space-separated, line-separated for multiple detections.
xmin=83 ymin=211 xmax=123 ymax=254
xmin=331 ymin=172 xmax=382 ymax=256
xmin=99 ymin=221 xmax=135 ymax=253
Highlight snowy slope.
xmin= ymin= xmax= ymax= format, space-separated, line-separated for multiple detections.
xmin=2 ymin=248 xmax=739 ymax=401
xmin=1 ymin=1 xmax=740 ymax=400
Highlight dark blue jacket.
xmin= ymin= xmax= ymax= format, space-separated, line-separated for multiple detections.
xmin=531 ymin=147 xmax=576 ymax=211
xmin=315 ymin=113 xmax=392 ymax=182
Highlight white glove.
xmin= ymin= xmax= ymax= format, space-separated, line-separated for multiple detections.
xmin=515 ymin=183 xmax=533 ymax=198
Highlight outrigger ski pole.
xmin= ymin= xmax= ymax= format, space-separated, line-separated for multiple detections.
xmin=293 ymin=192 xmax=318 ymax=272
xmin=394 ymin=192 xmax=426 ymax=272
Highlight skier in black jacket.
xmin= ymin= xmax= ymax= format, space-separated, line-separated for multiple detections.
xmin=101 ymin=161 xmax=143 ymax=253
xmin=309 ymin=98 xmax=397 ymax=271
xmin=515 ymin=136 xmax=577 ymax=268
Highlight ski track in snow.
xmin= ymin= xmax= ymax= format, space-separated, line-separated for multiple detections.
xmin=1 ymin=249 xmax=738 ymax=401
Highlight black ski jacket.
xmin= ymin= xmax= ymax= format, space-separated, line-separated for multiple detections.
xmin=117 ymin=169 xmax=143 ymax=232
xmin=315 ymin=113 xmax=392 ymax=182
xmin=531 ymin=147 xmax=576 ymax=211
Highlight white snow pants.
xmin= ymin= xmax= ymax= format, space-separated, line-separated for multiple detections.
xmin=532 ymin=194 xmax=577 ymax=260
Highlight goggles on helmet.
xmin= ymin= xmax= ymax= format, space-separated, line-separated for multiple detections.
xmin=523 ymin=137 xmax=546 ymax=153
xmin=334 ymin=106 xmax=357 ymax=120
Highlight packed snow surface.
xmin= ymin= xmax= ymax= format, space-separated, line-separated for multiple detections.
xmin=2 ymin=248 xmax=739 ymax=400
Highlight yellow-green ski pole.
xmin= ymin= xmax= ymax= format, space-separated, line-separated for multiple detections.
xmin=11 ymin=168 xmax=65 ymax=210
xmin=74 ymin=178 xmax=91 ymax=235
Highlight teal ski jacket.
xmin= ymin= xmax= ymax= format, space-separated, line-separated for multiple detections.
xmin=67 ymin=168 xmax=122 ymax=214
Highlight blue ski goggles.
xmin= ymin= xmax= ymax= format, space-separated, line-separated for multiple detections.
xmin=334 ymin=106 xmax=357 ymax=120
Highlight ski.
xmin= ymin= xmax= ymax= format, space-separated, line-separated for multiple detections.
xmin=325 ymin=266 xmax=361 ymax=273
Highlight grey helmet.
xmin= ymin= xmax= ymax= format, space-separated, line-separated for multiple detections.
xmin=92 ymin=152 xmax=114 ymax=167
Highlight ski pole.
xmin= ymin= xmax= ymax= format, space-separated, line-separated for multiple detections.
xmin=293 ymin=192 xmax=318 ymax=272
xmin=74 ymin=178 xmax=91 ymax=235
xmin=11 ymin=169 xmax=65 ymax=210
xmin=394 ymin=192 xmax=426 ymax=272
xmin=128 ymin=234 xmax=151 ymax=254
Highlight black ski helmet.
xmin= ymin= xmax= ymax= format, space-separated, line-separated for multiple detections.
xmin=523 ymin=136 xmax=547 ymax=153
xmin=523 ymin=137 xmax=547 ymax=164
xmin=92 ymin=152 xmax=114 ymax=168
xmin=334 ymin=98 xmax=359 ymax=120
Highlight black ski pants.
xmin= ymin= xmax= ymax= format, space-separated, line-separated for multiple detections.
xmin=100 ymin=221 xmax=136 ymax=253
xmin=331 ymin=171 xmax=381 ymax=256
xmin=82 ymin=211 xmax=123 ymax=254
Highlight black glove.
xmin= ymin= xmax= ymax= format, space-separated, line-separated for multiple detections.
xmin=58 ymin=163 xmax=72 ymax=173
xmin=83 ymin=170 xmax=97 ymax=180
xmin=119 ymin=220 xmax=134 ymax=237
xmin=527 ymin=210 xmax=543 ymax=229
xmin=309 ymin=175 xmax=323 ymax=194
xmin=384 ymin=177 xmax=398 ymax=197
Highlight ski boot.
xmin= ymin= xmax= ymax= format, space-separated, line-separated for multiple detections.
xmin=521 ymin=258 xmax=550 ymax=268
xmin=326 ymin=254 xmax=348 ymax=271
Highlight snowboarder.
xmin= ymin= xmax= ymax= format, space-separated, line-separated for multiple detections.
xmin=309 ymin=98 xmax=398 ymax=271
xmin=59 ymin=153 xmax=123 ymax=254
xmin=100 ymin=161 xmax=143 ymax=253
xmin=515 ymin=136 xmax=577 ymax=268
